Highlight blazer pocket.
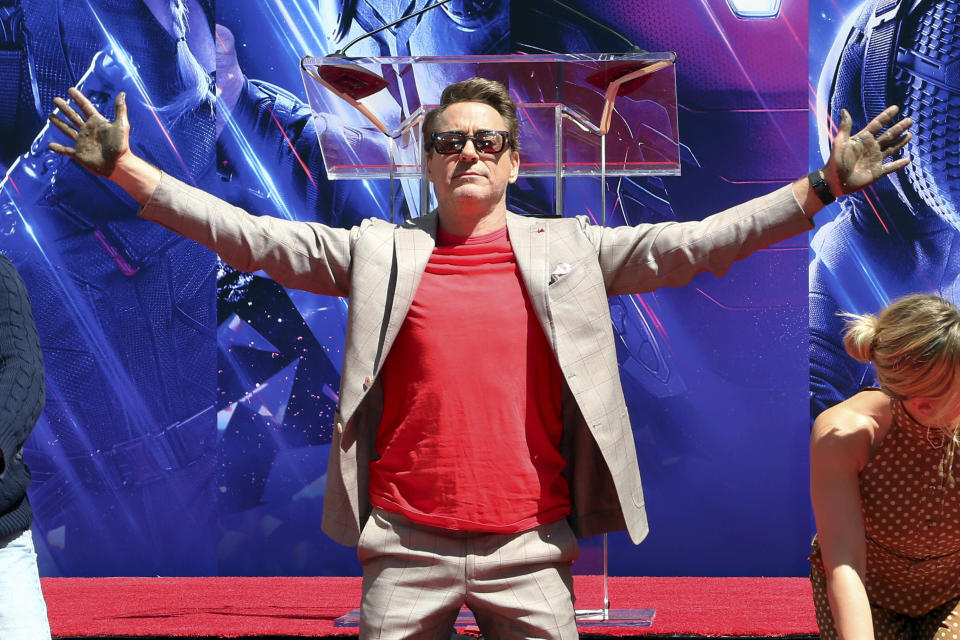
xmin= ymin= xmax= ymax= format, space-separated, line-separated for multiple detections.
xmin=547 ymin=262 xmax=588 ymax=301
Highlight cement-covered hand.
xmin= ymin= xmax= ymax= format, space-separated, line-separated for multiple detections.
xmin=822 ymin=105 xmax=913 ymax=196
xmin=48 ymin=87 xmax=131 ymax=179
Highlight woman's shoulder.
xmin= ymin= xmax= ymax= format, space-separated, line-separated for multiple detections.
xmin=812 ymin=390 xmax=893 ymax=465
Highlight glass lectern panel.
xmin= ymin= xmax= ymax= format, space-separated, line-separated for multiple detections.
xmin=300 ymin=53 xmax=678 ymax=180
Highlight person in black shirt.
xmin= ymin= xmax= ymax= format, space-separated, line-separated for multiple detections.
xmin=0 ymin=254 xmax=50 ymax=639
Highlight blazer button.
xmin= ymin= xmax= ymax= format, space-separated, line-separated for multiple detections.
xmin=336 ymin=421 xmax=344 ymax=434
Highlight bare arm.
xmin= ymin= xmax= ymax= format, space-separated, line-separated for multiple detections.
xmin=810 ymin=410 xmax=875 ymax=640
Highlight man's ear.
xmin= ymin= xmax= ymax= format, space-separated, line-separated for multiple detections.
xmin=425 ymin=149 xmax=435 ymax=183
xmin=508 ymin=150 xmax=520 ymax=184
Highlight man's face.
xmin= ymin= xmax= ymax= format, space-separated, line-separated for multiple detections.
xmin=425 ymin=101 xmax=519 ymax=212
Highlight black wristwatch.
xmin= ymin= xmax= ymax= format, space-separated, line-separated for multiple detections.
xmin=807 ymin=170 xmax=836 ymax=206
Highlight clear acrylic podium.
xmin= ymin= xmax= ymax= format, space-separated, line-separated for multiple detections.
xmin=301 ymin=52 xmax=677 ymax=628
xmin=301 ymin=52 xmax=678 ymax=221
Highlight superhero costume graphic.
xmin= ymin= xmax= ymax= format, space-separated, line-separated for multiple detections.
xmin=1 ymin=0 xmax=816 ymax=578
xmin=212 ymin=0 xmax=512 ymax=575
xmin=223 ymin=0 xmax=813 ymax=578
xmin=809 ymin=0 xmax=960 ymax=418
xmin=0 ymin=0 xmax=218 ymax=576
xmin=513 ymin=0 xmax=811 ymax=576
xmin=0 ymin=0 xmax=511 ymax=576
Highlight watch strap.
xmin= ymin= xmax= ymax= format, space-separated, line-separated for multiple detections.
xmin=807 ymin=170 xmax=836 ymax=206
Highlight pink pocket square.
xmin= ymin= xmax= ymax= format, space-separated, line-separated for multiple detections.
xmin=550 ymin=262 xmax=574 ymax=284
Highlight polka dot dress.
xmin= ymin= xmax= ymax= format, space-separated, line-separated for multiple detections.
xmin=810 ymin=397 xmax=960 ymax=639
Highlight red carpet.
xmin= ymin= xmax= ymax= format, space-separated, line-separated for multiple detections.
xmin=43 ymin=576 xmax=818 ymax=638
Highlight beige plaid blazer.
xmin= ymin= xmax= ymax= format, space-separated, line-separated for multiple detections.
xmin=141 ymin=173 xmax=811 ymax=547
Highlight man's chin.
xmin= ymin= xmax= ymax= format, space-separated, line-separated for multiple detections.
xmin=449 ymin=185 xmax=492 ymax=201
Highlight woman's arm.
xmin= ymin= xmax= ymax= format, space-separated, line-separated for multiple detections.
xmin=810 ymin=407 xmax=875 ymax=640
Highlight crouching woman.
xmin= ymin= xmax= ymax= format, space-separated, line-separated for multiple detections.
xmin=810 ymin=294 xmax=960 ymax=640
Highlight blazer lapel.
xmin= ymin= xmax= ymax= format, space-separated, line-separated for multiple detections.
xmin=507 ymin=212 xmax=553 ymax=348
xmin=374 ymin=212 xmax=437 ymax=374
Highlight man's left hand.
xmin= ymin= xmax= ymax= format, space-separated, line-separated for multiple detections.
xmin=822 ymin=105 xmax=912 ymax=196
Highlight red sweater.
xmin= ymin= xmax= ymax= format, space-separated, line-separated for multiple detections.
xmin=368 ymin=225 xmax=570 ymax=532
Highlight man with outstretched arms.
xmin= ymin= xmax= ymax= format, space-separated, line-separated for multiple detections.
xmin=49 ymin=79 xmax=911 ymax=639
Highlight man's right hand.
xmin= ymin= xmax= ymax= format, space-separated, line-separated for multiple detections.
xmin=48 ymin=87 xmax=131 ymax=179
xmin=48 ymin=87 xmax=161 ymax=205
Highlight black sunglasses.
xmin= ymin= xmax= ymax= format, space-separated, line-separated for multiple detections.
xmin=430 ymin=130 xmax=511 ymax=155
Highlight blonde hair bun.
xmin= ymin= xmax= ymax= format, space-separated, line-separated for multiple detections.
xmin=842 ymin=313 xmax=880 ymax=363
xmin=840 ymin=294 xmax=960 ymax=401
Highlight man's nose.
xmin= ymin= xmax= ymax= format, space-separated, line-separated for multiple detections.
xmin=458 ymin=138 xmax=480 ymax=160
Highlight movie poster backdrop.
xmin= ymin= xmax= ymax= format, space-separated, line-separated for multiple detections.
xmin=0 ymin=0 xmax=813 ymax=577
xmin=808 ymin=0 xmax=960 ymax=419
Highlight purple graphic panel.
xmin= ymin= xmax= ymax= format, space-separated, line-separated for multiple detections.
xmin=0 ymin=0 xmax=813 ymax=577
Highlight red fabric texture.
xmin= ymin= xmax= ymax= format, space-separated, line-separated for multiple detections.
xmin=369 ymin=226 xmax=570 ymax=532
xmin=41 ymin=575 xmax=819 ymax=637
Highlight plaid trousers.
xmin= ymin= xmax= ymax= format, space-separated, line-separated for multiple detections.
xmin=358 ymin=508 xmax=580 ymax=639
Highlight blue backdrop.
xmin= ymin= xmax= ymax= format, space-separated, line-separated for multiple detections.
xmin=0 ymin=0 xmax=818 ymax=577
xmin=808 ymin=0 xmax=960 ymax=420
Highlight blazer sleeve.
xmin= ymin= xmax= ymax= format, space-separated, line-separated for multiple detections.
xmin=581 ymin=183 xmax=813 ymax=296
xmin=0 ymin=256 xmax=44 ymax=477
xmin=139 ymin=172 xmax=357 ymax=297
